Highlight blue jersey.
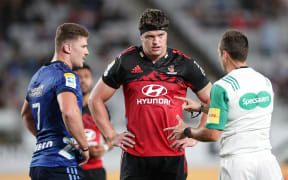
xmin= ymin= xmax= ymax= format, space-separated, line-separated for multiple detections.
xmin=26 ymin=61 xmax=83 ymax=167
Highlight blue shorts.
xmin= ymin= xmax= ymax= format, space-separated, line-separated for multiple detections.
xmin=30 ymin=166 xmax=84 ymax=180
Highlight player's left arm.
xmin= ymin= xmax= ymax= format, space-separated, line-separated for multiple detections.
xmin=21 ymin=100 xmax=37 ymax=137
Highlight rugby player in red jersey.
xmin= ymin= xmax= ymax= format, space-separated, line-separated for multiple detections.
xmin=75 ymin=63 xmax=112 ymax=180
xmin=88 ymin=8 xmax=212 ymax=180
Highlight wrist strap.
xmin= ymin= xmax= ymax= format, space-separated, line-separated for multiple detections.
xmin=81 ymin=147 xmax=89 ymax=151
xmin=183 ymin=127 xmax=192 ymax=138
xmin=191 ymin=103 xmax=203 ymax=118
xmin=103 ymin=144 xmax=109 ymax=152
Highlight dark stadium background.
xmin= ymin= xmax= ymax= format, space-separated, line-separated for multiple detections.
xmin=0 ymin=0 xmax=287 ymax=179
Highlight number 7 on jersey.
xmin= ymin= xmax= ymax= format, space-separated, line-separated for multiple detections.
xmin=32 ymin=103 xmax=41 ymax=130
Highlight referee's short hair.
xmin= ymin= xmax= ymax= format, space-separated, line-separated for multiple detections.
xmin=219 ymin=30 xmax=249 ymax=62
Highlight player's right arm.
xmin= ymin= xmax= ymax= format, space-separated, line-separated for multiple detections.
xmin=88 ymin=79 xmax=135 ymax=150
xmin=21 ymin=100 xmax=37 ymax=137
xmin=57 ymin=91 xmax=89 ymax=165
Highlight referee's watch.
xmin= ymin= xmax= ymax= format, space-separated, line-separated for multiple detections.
xmin=183 ymin=127 xmax=192 ymax=138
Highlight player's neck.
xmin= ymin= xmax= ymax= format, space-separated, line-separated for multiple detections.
xmin=145 ymin=52 xmax=166 ymax=64
xmin=147 ymin=55 xmax=160 ymax=63
xmin=52 ymin=53 xmax=72 ymax=69
xmin=82 ymin=92 xmax=90 ymax=107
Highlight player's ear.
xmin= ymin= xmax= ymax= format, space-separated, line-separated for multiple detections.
xmin=63 ymin=42 xmax=71 ymax=54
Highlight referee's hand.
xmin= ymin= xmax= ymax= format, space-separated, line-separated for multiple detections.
xmin=174 ymin=96 xmax=201 ymax=112
xmin=164 ymin=115 xmax=187 ymax=140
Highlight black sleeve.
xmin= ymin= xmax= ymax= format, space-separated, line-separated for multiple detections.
xmin=184 ymin=59 xmax=210 ymax=93
xmin=102 ymin=57 xmax=125 ymax=89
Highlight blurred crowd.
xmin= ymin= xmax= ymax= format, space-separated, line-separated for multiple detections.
xmin=0 ymin=0 xmax=132 ymax=109
xmin=0 ymin=0 xmax=287 ymax=116
xmin=183 ymin=0 xmax=288 ymax=102
xmin=186 ymin=0 xmax=287 ymax=29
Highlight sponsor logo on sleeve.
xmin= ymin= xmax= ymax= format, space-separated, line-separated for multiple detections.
xmin=193 ymin=60 xmax=205 ymax=76
xmin=64 ymin=73 xmax=76 ymax=89
xmin=207 ymin=108 xmax=220 ymax=124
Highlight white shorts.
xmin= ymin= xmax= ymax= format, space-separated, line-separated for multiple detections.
xmin=219 ymin=150 xmax=283 ymax=180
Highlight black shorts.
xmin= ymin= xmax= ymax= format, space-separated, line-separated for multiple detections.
xmin=120 ymin=152 xmax=187 ymax=180
xmin=29 ymin=166 xmax=84 ymax=180
xmin=82 ymin=167 xmax=106 ymax=180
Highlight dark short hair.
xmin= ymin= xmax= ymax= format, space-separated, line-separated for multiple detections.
xmin=55 ymin=23 xmax=89 ymax=51
xmin=73 ymin=63 xmax=92 ymax=73
xmin=138 ymin=8 xmax=169 ymax=35
xmin=219 ymin=30 xmax=249 ymax=62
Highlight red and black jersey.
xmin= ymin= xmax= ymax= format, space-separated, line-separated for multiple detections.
xmin=82 ymin=104 xmax=103 ymax=170
xmin=102 ymin=46 xmax=210 ymax=157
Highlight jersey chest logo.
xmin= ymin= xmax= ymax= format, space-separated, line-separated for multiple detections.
xmin=142 ymin=84 xmax=167 ymax=97
xmin=84 ymin=129 xmax=97 ymax=141
xmin=131 ymin=65 xmax=143 ymax=73
xmin=137 ymin=84 xmax=170 ymax=105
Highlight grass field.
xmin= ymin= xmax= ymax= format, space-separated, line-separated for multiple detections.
xmin=0 ymin=164 xmax=287 ymax=180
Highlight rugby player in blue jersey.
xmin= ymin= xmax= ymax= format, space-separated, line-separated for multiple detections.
xmin=21 ymin=23 xmax=90 ymax=180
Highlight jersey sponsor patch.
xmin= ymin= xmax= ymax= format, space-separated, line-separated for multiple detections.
xmin=29 ymin=85 xmax=44 ymax=97
xmin=64 ymin=73 xmax=76 ymax=89
xmin=193 ymin=60 xmax=205 ymax=76
xmin=239 ymin=91 xmax=271 ymax=110
xmin=207 ymin=108 xmax=220 ymax=124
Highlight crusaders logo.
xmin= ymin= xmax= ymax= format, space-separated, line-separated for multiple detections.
xmin=168 ymin=64 xmax=175 ymax=72
xmin=167 ymin=64 xmax=177 ymax=75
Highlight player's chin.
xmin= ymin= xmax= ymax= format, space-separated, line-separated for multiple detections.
xmin=151 ymin=51 xmax=162 ymax=56
xmin=78 ymin=62 xmax=84 ymax=68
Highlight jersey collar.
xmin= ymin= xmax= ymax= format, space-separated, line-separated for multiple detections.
xmin=138 ymin=46 xmax=169 ymax=65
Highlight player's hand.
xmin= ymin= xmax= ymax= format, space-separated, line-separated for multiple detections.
xmin=110 ymin=132 xmax=135 ymax=151
xmin=89 ymin=145 xmax=105 ymax=159
xmin=174 ymin=96 xmax=201 ymax=112
xmin=164 ymin=115 xmax=187 ymax=140
xmin=170 ymin=137 xmax=198 ymax=151
xmin=79 ymin=150 xmax=89 ymax=166
xmin=69 ymin=141 xmax=90 ymax=166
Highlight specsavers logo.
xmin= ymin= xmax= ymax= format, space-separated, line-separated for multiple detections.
xmin=137 ymin=84 xmax=170 ymax=105
xmin=239 ymin=91 xmax=271 ymax=110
